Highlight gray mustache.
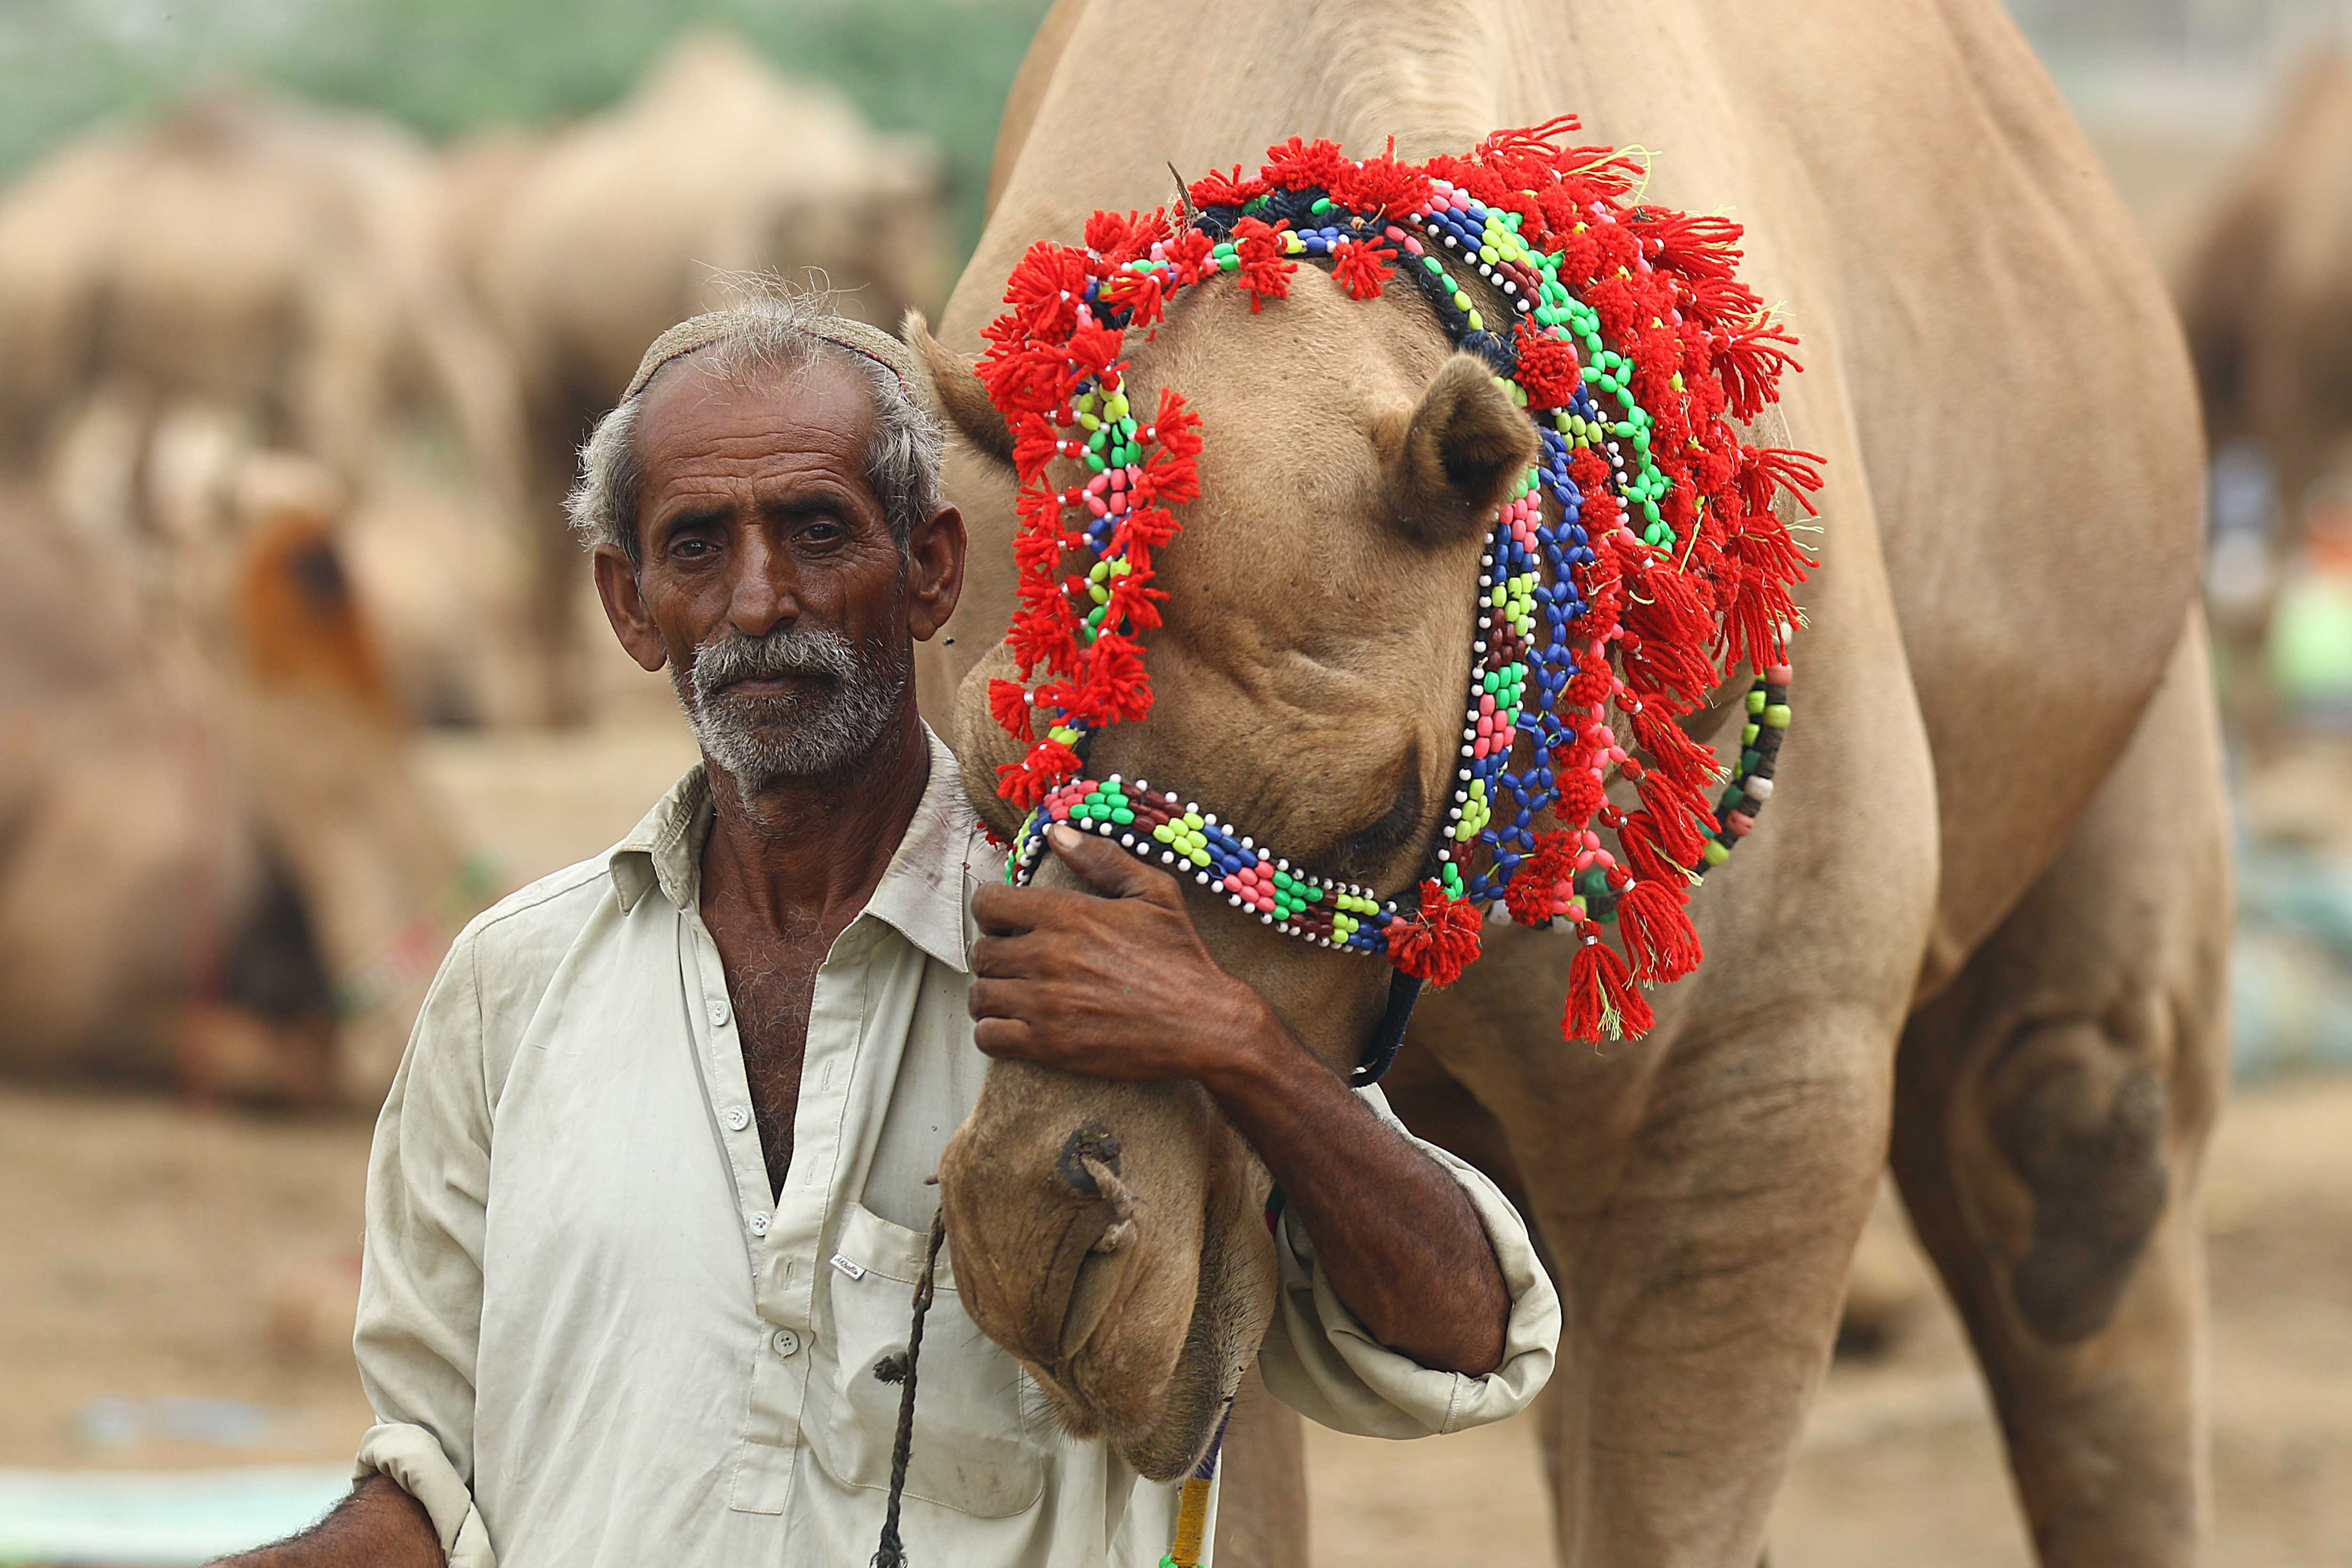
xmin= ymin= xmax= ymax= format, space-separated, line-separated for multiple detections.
xmin=691 ymin=625 xmax=859 ymax=701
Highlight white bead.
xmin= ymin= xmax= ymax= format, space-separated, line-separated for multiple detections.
xmin=1162 ymin=851 xmax=1176 ymax=864
xmin=1745 ymin=777 xmax=1774 ymax=801
xmin=1204 ymin=812 xmax=1218 ymax=826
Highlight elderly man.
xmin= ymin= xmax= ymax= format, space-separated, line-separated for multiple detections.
xmin=224 ymin=296 xmax=1557 ymax=1568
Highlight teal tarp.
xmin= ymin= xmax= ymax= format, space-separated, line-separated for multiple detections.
xmin=0 ymin=1467 xmax=349 ymax=1566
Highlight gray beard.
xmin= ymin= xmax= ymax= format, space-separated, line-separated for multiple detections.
xmin=674 ymin=622 xmax=907 ymax=794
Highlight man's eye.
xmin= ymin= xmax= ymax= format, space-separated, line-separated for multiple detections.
xmin=671 ymin=537 xmax=715 ymax=560
xmin=803 ymin=520 xmax=847 ymax=546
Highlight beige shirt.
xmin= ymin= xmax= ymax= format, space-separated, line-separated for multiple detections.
xmin=351 ymin=725 xmax=1557 ymax=1568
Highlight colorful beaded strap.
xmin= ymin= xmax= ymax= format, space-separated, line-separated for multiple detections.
xmin=979 ymin=123 xmax=1820 ymax=1043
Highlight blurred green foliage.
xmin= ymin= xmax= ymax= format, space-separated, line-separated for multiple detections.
xmin=0 ymin=0 xmax=1053 ymax=263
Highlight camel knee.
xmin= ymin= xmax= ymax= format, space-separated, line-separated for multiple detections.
xmin=1963 ymin=1011 xmax=2188 ymax=1345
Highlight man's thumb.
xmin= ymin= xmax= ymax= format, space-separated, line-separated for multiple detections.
xmin=1047 ymin=823 xmax=1168 ymax=901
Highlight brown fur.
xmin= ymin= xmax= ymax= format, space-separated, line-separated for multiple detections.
xmin=919 ymin=2 xmax=2227 ymax=1560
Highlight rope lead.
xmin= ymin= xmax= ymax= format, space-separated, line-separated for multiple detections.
xmin=871 ymin=1210 xmax=947 ymax=1568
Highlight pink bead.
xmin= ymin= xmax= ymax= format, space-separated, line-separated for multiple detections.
xmin=1765 ymin=664 xmax=1793 ymax=684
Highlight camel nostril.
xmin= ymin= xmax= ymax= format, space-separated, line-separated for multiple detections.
xmin=1057 ymin=1125 xmax=1123 ymax=1196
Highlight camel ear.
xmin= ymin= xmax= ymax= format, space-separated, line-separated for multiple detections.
xmin=1389 ymin=352 xmax=1541 ymax=547
xmin=903 ymin=309 xmax=1014 ymax=469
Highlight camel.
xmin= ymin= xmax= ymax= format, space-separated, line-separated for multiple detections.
xmin=457 ymin=30 xmax=948 ymax=722
xmin=0 ymin=450 xmax=483 ymax=1107
xmin=2174 ymin=48 xmax=2352 ymax=744
xmin=0 ymin=88 xmax=533 ymax=727
xmin=906 ymin=2 xmax=2230 ymax=1564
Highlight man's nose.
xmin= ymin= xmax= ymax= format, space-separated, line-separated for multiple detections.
xmin=727 ymin=530 xmax=800 ymax=636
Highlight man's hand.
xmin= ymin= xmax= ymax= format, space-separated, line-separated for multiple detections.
xmin=970 ymin=824 xmax=1511 ymax=1376
xmin=968 ymin=825 xmax=1277 ymax=1090
xmin=212 ymin=1475 xmax=443 ymax=1567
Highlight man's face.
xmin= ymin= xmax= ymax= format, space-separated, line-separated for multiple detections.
xmin=593 ymin=354 xmax=950 ymax=791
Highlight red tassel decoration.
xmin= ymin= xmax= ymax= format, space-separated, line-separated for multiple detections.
xmin=1387 ymin=881 xmax=1483 ymax=987
xmin=1617 ymin=878 xmax=1701 ymax=983
xmin=1512 ymin=321 xmax=1582 ymax=410
xmin=1563 ymin=937 xmax=1653 ymax=1043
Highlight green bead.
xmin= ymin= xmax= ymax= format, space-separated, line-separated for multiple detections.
xmin=1764 ymin=704 xmax=1792 ymax=729
xmin=1742 ymin=723 xmax=1760 ymax=745
xmin=1746 ymin=689 xmax=1766 ymax=715
xmin=1702 ymin=840 xmax=1731 ymax=867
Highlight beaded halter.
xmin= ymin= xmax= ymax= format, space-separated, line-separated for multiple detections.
xmin=979 ymin=123 xmax=1820 ymax=1043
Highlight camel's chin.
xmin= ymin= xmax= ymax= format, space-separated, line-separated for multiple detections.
xmin=1032 ymin=1331 xmax=1235 ymax=1483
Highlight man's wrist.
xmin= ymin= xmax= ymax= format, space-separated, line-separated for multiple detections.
xmin=1192 ymin=982 xmax=1312 ymax=1112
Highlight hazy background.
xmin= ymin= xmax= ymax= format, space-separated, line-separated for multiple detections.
xmin=1 ymin=2 xmax=2349 ymax=1566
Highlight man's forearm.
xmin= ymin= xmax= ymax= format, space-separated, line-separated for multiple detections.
xmin=1205 ymin=1016 xmax=1511 ymax=1376
xmin=215 ymin=1474 xmax=443 ymax=1568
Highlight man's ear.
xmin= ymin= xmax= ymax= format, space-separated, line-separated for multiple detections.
xmin=905 ymin=504 xmax=967 ymax=641
xmin=903 ymin=310 xmax=1014 ymax=469
xmin=593 ymin=543 xmax=669 ymax=673
xmin=1386 ymin=353 xmax=1541 ymax=548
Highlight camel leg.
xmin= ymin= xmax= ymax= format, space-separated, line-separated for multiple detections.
xmin=1891 ymin=617 xmax=2229 ymax=1567
xmin=1516 ymin=1008 xmax=1890 ymax=1567
xmin=1209 ymin=1362 xmax=1308 ymax=1568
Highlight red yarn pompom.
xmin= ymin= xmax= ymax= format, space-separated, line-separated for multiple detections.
xmin=1387 ymin=881 xmax=1483 ymax=987
xmin=1513 ymin=323 xmax=1582 ymax=410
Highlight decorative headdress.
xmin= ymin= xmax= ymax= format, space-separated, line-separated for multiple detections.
xmin=977 ymin=121 xmax=1820 ymax=1044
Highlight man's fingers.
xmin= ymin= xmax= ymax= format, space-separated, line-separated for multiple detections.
xmin=970 ymin=1014 xmax=1037 ymax=1059
xmin=969 ymin=932 xmax=1057 ymax=980
xmin=966 ymin=977 xmax=1028 ymax=1021
xmin=1047 ymin=823 xmax=1181 ymax=905
xmin=970 ymin=880 xmax=1127 ymax=937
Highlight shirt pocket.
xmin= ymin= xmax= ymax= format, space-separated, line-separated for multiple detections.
xmin=807 ymin=1200 xmax=1048 ymax=1519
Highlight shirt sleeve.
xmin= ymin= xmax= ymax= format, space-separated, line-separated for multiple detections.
xmin=350 ymin=931 xmax=499 ymax=1567
xmin=1254 ymin=1082 xmax=1559 ymax=1439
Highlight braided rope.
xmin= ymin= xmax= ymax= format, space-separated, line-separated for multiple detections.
xmin=870 ymin=1211 xmax=948 ymax=1568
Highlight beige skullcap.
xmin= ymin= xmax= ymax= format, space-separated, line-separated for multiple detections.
xmin=621 ymin=306 xmax=921 ymax=404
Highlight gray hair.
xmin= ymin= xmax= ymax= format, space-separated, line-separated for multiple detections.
xmin=566 ymin=290 xmax=946 ymax=567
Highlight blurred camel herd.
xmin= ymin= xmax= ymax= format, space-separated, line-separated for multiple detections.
xmin=4 ymin=30 xmax=2351 ymax=1109
xmin=0 ymin=32 xmax=947 ymax=1104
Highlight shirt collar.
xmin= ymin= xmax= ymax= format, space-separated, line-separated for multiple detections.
xmin=607 ymin=722 xmax=990 ymax=973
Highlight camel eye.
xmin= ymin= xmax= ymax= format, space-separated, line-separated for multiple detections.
xmin=1326 ymin=757 xmax=1426 ymax=881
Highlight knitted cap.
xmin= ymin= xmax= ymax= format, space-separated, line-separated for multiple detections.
xmin=621 ymin=305 xmax=919 ymax=404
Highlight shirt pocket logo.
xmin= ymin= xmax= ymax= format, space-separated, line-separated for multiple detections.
xmin=808 ymin=1201 xmax=1048 ymax=1519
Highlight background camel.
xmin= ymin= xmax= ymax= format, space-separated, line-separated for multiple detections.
xmin=0 ymin=455 xmax=481 ymax=1106
xmin=0 ymin=88 xmax=537 ymax=728
xmin=912 ymin=1 xmax=2227 ymax=1565
xmin=453 ymin=30 xmax=950 ymax=722
xmin=2173 ymin=48 xmax=2352 ymax=747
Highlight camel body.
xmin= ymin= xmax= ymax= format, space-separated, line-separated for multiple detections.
xmin=918 ymin=2 xmax=2229 ymax=1562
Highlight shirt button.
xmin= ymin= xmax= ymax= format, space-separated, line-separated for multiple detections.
xmin=772 ymin=1329 xmax=801 ymax=1358
xmin=708 ymin=998 xmax=732 ymax=1027
xmin=725 ymin=1106 xmax=750 ymax=1131
xmin=748 ymin=1212 xmax=771 ymax=1237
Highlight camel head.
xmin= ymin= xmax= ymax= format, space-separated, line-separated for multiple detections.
xmin=908 ymin=266 xmax=1535 ymax=1479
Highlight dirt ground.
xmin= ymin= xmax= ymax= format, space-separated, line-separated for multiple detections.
xmin=4 ymin=1071 xmax=2347 ymax=1565
xmin=4 ymin=720 xmax=2348 ymax=1565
